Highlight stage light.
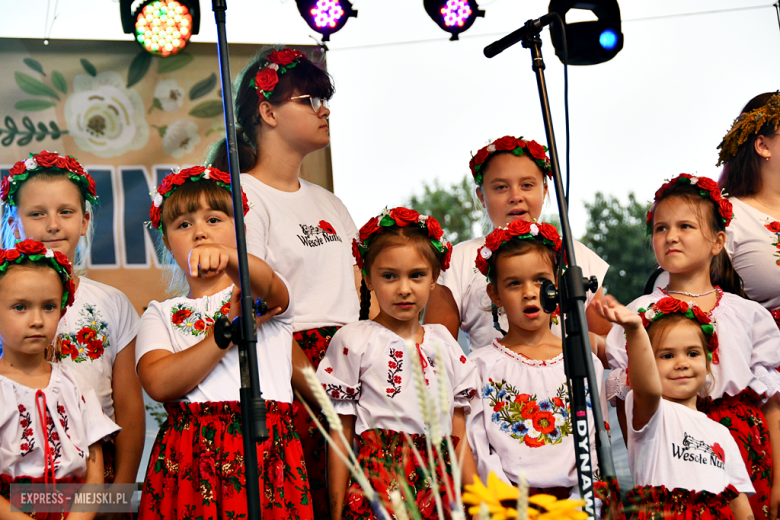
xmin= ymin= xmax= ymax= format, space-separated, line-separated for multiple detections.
xmin=599 ymin=29 xmax=618 ymax=50
xmin=120 ymin=0 xmax=201 ymax=57
xmin=296 ymin=0 xmax=357 ymax=41
xmin=424 ymin=0 xmax=485 ymax=41
xmin=549 ymin=0 xmax=623 ymax=65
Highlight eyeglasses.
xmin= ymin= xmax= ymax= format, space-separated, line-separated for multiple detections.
xmin=289 ymin=95 xmax=329 ymax=113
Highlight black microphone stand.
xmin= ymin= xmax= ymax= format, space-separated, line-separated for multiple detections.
xmin=211 ymin=2 xmax=268 ymax=519
xmin=485 ymin=20 xmax=617 ymax=520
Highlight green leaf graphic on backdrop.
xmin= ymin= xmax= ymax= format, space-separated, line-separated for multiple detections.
xmin=15 ymin=72 xmax=60 ymax=100
xmin=23 ymin=58 xmax=45 ymax=76
xmin=14 ymin=100 xmax=57 ymax=111
xmin=157 ymin=52 xmax=193 ymax=74
xmin=127 ymin=51 xmax=152 ymax=88
xmin=80 ymin=59 xmax=97 ymax=77
xmin=51 ymin=71 xmax=67 ymax=94
xmin=189 ymin=73 xmax=217 ymax=100
xmin=189 ymin=100 xmax=223 ymax=118
xmin=0 ymin=116 xmax=65 ymax=147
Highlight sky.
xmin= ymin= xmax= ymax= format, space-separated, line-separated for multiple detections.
xmin=1 ymin=0 xmax=779 ymax=238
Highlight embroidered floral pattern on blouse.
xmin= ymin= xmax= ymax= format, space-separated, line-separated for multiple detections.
xmin=170 ymin=293 xmax=231 ymax=337
xmin=44 ymin=407 xmax=63 ymax=470
xmin=18 ymin=404 xmax=35 ymax=456
xmin=57 ymin=403 xmax=83 ymax=459
xmin=482 ymin=379 xmax=572 ymax=448
xmin=323 ymin=382 xmax=360 ymax=400
xmin=386 ymin=347 xmax=404 ymax=398
xmin=765 ymin=220 xmax=780 ymax=265
xmin=58 ymin=305 xmax=110 ymax=362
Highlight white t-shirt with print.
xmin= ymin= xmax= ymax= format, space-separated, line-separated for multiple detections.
xmin=726 ymin=197 xmax=780 ymax=311
xmin=0 ymin=364 xmax=120 ymax=480
xmin=605 ymin=288 xmax=780 ymax=403
xmin=135 ymin=281 xmax=294 ymax=403
xmin=467 ymin=340 xmax=609 ymax=489
xmin=316 ymin=321 xmax=479 ymax=436
xmin=57 ymin=277 xmax=140 ymax=421
xmin=241 ymin=175 xmax=360 ymax=332
xmin=438 ymin=237 xmax=609 ymax=350
xmin=625 ymin=390 xmax=753 ymax=495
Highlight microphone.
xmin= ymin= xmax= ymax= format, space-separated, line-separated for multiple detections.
xmin=484 ymin=13 xmax=557 ymax=58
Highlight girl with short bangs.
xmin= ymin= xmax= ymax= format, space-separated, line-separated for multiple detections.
xmin=1 ymin=151 xmax=143 ymax=502
xmin=135 ymin=166 xmax=313 ymax=520
xmin=605 ymin=174 xmax=780 ymax=519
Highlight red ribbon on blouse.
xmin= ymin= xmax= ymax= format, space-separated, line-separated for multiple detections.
xmin=35 ymin=390 xmax=56 ymax=486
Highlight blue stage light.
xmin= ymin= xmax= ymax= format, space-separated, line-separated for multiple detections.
xmin=599 ymin=29 xmax=618 ymax=50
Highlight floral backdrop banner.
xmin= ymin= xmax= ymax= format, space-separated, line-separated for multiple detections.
xmin=0 ymin=38 xmax=332 ymax=313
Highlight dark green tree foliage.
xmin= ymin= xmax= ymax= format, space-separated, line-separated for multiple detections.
xmin=581 ymin=193 xmax=658 ymax=303
xmin=406 ymin=175 xmax=485 ymax=244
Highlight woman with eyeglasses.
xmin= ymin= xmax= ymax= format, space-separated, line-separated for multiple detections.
xmin=208 ymin=47 xmax=359 ymax=520
xmin=717 ymin=91 xmax=780 ymax=331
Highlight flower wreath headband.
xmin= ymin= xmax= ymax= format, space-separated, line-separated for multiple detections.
xmin=638 ymin=296 xmax=719 ymax=363
xmin=2 ymin=151 xmax=98 ymax=207
xmin=0 ymin=239 xmax=75 ymax=309
xmin=352 ymin=207 xmax=453 ymax=275
xmin=469 ymin=135 xmax=552 ymax=185
xmin=149 ymin=165 xmax=250 ymax=231
xmin=717 ymin=90 xmax=780 ymax=166
xmin=645 ymin=173 xmax=733 ymax=236
xmin=250 ymin=48 xmax=308 ymax=100
xmin=475 ymin=219 xmax=564 ymax=280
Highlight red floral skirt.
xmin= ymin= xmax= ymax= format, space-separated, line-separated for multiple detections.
xmin=342 ymin=428 xmax=461 ymax=520
xmin=0 ymin=475 xmax=84 ymax=520
xmin=625 ymin=484 xmax=738 ymax=519
xmin=698 ymin=388 xmax=772 ymax=519
xmin=771 ymin=309 xmax=780 ymax=330
xmin=138 ymin=400 xmax=313 ymax=520
xmin=293 ymin=326 xmax=339 ymax=520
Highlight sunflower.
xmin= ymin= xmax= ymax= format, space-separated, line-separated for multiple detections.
xmin=463 ymin=472 xmax=588 ymax=520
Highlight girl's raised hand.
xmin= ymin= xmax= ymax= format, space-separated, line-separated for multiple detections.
xmin=188 ymin=244 xmax=234 ymax=278
xmin=593 ymin=295 xmax=643 ymax=329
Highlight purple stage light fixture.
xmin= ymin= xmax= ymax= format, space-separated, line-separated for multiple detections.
xmin=296 ymin=0 xmax=357 ymax=41
xmin=120 ymin=0 xmax=201 ymax=57
xmin=425 ymin=0 xmax=484 ymax=40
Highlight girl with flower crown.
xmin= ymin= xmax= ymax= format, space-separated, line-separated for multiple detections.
xmin=1 ymin=151 xmax=144 ymax=503
xmin=424 ymin=135 xmax=611 ymax=354
xmin=0 ymin=239 xmax=120 ymax=520
xmin=316 ymin=207 xmax=478 ymax=520
xmin=595 ymin=295 xmax=754 ymax=519
xmin=466 ymin=221 xmax=613 ymax=509
xmin=606 ymin=173 xmax=780 ymax=519
xmin=207 ymin=47 xmax=359 ymax=518
xmin=717 ymin=91 xmax=780 ymax=330
xmin=135 ymin=166 xmax=313 ymax=519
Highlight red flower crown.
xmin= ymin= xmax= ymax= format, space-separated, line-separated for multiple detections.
xmin=638 ymin=296 xmax=719 ymax=363
xmin=352 ymin=207 xmax=453 ymax=275
xmin=469 ymin=136 xmax=552 ymax=185
xmin=149 ymin=166 xmax=250 ymax=231
xmin=646 ymin=174 xmax=733 ymax=236
xmin=250 ymin=48 xmax=308 ymax=100
xmin=2 ymin=151 xmax=98 ymax=207
xmin=475 ymin=220 xmax=563 ymax=279
xmin=0 ymin=239 xmax=75 ymax=309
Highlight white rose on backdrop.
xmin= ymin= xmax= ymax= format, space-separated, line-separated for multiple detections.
xmin=154 ymin=80 xmax=185 ymax=112
xmin=162 ymin=118 xmax=201 ymax=158
xmin=64 ymin=71 xmax=149 ymax=158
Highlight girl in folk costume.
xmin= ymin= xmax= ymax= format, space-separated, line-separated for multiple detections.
xmin=424 ymin=135 xmax=611 ymax=353
xmin=466 ymin=221 xmax=615 ymax=510
xmin=605 ymin=173 xmax=780 ymax=519
xmin=135 ymin=166 xmax=313 ymax=520
xmin=207 ymin=47 xmax=359 ymax=519
xmin=0 ymin=239 xmax=120 ymax=520
xmin=316 ymin=208 xmax=479 ymax=520
xmin=1 ymin=151 xmax=144 ymax=493
xmin=595 ymin=296 xmax=754 ymax=519
xmin=717 ymin=91 xmax=780 ymax=329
